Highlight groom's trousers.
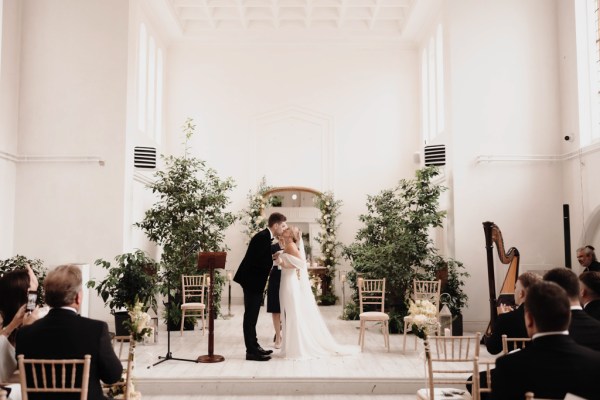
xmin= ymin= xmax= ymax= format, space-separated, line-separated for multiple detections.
xmin=243 ymin=287 xmax=263 ymax=353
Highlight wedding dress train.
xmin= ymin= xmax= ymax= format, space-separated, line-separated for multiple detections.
xmin=278 ymin=244 xmax=358 ymax=360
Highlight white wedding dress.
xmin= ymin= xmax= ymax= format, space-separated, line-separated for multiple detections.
xmin=278 ymin=241 xmax=358 ymax=360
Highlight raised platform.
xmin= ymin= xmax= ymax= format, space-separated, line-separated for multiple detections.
xmin=130 ymin=305 xmax=483 ymax=397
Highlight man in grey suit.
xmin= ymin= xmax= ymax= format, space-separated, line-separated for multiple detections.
xmin=491 ymin=281 xmax=600 ymax=400
xmin=234 ymin=212 xmax=287 ymax=361
xmin=15 ymin=264 xmax=122 ymax=400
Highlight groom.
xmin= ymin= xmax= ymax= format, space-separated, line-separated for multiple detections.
xmin=234 ymin=212 xmax=287 ymax=361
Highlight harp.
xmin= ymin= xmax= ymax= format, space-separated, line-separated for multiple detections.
xmin=483 ymin=221 xmax=520 ymax=333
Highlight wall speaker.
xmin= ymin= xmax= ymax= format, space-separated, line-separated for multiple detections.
xmin=563 ymin=204 xmax=571 ymax=269
xmin=134 ymin=146 xmax=157 ymax=169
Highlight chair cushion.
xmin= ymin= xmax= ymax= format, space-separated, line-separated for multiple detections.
xmin=359 ymin=311 xmax=389 ymax=320
xmin=181 ymin=303 xmax=205 ymax=310
xmin=416 ymin=388 xmax=472 ymax=400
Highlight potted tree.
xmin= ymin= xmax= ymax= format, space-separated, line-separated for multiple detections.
xmin=136 ymin=118 xmax=237 ymax=330
xmin=87 ymin=250 xmax=159 ymax=335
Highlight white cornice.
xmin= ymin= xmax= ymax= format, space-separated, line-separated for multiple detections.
xmin=475 ymin=142 xmax=600 ymax=164
xmin=0 ymin=151 xmax=105 ymax=166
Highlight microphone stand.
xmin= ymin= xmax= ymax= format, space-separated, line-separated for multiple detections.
xmin=151 ymin=243 xmax=200 ymax=367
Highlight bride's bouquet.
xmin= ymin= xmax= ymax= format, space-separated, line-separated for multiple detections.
xmin=407 ymin=299 xmax=440 ymax=339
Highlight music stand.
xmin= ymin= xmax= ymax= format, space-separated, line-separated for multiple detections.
xmin=196 ymin=251 xmax=226 ymax=363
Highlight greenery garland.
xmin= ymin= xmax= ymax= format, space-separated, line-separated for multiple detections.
xmin=239 ymin=177 xmax=274 ymax=242
xmin=315 ymin=192 xmax=342 ymax=305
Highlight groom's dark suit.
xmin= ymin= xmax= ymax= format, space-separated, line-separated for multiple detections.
xmin=15 ymin=308 xmax=122 ymax=400
xmin=584 ymin=299 xmax=600 ymax=321
xmin=491 ymin=334 xmax=600 ymax=400
xmin=234 ymin=228 xmax=275 ymax=354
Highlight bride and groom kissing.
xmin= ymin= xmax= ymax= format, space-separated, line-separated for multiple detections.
xmin=233 ymin=212 xmax=357 ymax=361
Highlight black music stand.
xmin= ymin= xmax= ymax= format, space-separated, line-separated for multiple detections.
xmin=197 ymin=251 xmax=226 ymax=363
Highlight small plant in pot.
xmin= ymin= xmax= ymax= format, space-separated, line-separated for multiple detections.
xmin=87 ymin=250 xmax=159 ymax=335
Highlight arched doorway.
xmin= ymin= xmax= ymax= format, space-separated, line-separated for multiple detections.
xmin=263 ymin=186 xmax=322 ymax=263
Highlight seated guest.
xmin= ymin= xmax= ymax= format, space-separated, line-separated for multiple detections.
xmin=0 ymin=266 xmax=42 ymax=399
xmin=491 ymin=281 xmax=600 ymax=400
xmin=15 ymin=264 xmax=122 ymax=400
xmin=483 ymin=271 xmax=541 ymax=355
xmin=579 ymin=271 xmax=600 ymax=321
xmin=543 ymin=267 xmax=600 ymax=351
xmin=577 ymin=245 xmax=600 ymax=272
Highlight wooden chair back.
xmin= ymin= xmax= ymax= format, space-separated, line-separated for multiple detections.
xmin=182 ymin=274 xmax=207 ymax=305
xmin=358 ymin=278 xmax=386 ymax=313
xmin=501 ymin=334 xmax=531 ymax=354
xmin=413 ymin=280 xmax=442 ymax=315
xmin=421 ymin=333 xmax=481 ymax=400
xmin=18 ymin=354 xmax=91 ymax=400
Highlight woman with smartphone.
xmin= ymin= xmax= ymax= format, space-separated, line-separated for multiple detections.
xmin=0 ymin=265 xmax=40 ymax=398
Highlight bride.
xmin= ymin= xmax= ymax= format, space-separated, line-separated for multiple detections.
xmin=276 ymin=226 xmax=358 ymax=360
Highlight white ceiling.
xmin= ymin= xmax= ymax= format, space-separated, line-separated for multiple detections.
xmin=159 ymin=0 xmax=419 ymax=43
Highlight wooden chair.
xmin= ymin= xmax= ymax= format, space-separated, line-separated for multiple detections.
xmin=180 ymin=274 xmax=207 ymax=336
xmin=18 ymin=354 xmax=91 ymax=400
xmin=403 ymin=279 xmax=441 ymax=352
xmin=103 ymin=335 xmax=134 ymax=399
xmin=501 ymin=334 xmax=530 ymax=354
xmin=417 ymin=333 xmax=481 ymax=400
xmin=477 ymin=358 xmax=495 ymax=398
xmin=357 ymin=278 xmax=390 ymax=352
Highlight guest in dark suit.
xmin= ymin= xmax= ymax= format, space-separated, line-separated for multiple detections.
xmin=491 ymin=281 xmax=600 ymax=400
xmin=544 ymin=267 xmax=600 ymax=351
xmin=577 ymin=245 xmax=600 ymax=272
xmin=580 ymin=271 xmax=600 ymax=321
xmin=483 ymin=272 xmax=541 ymax=355
xmin=15 ymin=264 xmax=122 ymax=400
xmin=234 ymin=212 xmax=287 ymax=361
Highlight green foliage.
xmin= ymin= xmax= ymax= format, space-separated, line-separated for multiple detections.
xmin=87 ymin=250 xmax=159 ymax=313
xmin=425 ymin=256 xmax=470 ymax=315
xmin=239 ymin=177 xmax=274 ymax=242
xmin=135 ymin=118 xmax=236 ymax=326
xmin=315 ymin=192 xmax=342 ymax=305
xmin=0 ymin=255 xmax=47 ymax=305
xmin=343 ymin=167 xmax=467 ymax=328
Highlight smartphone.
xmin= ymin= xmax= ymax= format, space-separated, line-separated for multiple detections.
xmin=26 ymin=290 xmax=37 ymax=312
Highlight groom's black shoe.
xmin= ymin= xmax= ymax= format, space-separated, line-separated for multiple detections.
xmin=257 ymin=346 xmax=273 ymax=355
xmin=246 ymin=352 xmax=271 ymax=361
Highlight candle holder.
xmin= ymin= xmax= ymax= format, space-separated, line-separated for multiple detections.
xmin=224 ymin=269 xmax=234 ymax=319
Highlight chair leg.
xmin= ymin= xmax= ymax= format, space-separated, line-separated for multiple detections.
xmin=180 ymin=310 xmax=185 ymax=336
xmin=402 ymin=320 xmax=408 ymax=352
xmin=359 ymin=320 xmax=365 ymax=351
xmin=384 ymin=321 xmax=390 ymax=352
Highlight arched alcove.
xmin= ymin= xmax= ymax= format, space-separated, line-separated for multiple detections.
xmin=263 ymin=186 xmax=322 ymax=262
xmin=581 ymin=204 xmax=600 ymax=250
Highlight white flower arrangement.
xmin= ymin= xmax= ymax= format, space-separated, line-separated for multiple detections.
xmin=126 ymin=302 xmax=153 ymax=342
xmin=407 ymin=299 xmax=440 ymax=339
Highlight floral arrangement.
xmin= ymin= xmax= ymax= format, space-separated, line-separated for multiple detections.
xmin=315 ymin=192 xmax=342 ymax=305
xmin=407 ymin=299 xmax=440 ymax=339
xmin=125 ymin=302 xmax=153 ymax=342
xmin=239 ymin=177 xmax=273 ymax=243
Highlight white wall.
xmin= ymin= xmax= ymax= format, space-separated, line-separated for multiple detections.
xmin=444 ymin=0 xmax=565 ymax=330
xmin=0 ymin=0 xmax=21 ymax=258
xmin=12 ymin=0 xmax=130 ymax=322
xmin=165 ymin=44 xmax=420 ymax=302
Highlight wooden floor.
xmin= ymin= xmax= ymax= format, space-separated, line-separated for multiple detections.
xmin=130 ymin=305 xmax=490 ymax=398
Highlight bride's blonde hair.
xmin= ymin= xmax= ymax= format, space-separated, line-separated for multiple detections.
xmin=282 ymin=226 xmax=299 ymax=243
